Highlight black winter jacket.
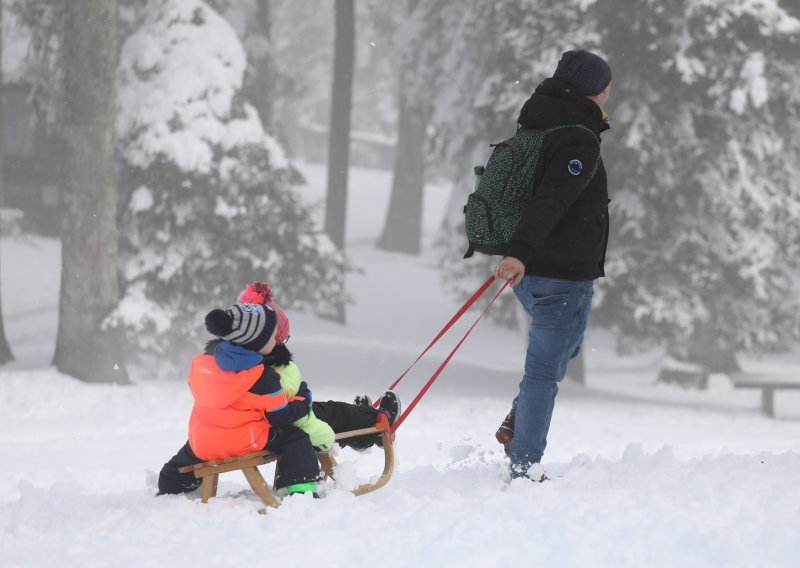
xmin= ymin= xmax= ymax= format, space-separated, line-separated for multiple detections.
xmin=505 ymin=78 xmax=611 ymax=281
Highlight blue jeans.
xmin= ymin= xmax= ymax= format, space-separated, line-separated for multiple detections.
xmin=509 ymin=276 xmax=594 ymax=477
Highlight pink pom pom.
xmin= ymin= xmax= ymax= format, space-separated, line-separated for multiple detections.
xmin=238 ymin=281 xmax=273 ymax=304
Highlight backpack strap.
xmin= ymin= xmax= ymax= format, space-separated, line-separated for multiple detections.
xmin=463 ymin=243 xmax=475 ymax=259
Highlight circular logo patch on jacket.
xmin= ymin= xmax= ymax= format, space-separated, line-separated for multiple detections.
xmin=568 ymin=159 xmax=583 ymax=175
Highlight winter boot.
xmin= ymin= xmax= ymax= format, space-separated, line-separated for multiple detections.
xmin=376 ymin=390 xmax=401 ymax=447
xmin=285 ymin=481 xmax=318 ymax=498
xmin=495 ymin=410 xmax=515 ymax=456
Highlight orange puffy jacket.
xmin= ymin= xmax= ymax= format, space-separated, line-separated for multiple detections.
xmin=187 ymin=354 xmax=289 ymax=461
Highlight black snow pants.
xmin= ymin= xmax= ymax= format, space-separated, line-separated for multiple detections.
xmin=312 ymin=400 xmax=381 ymax=450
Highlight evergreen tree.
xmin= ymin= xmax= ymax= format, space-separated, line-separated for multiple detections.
xmin=431 ymin=0 xmax=800 ymax=378
xmin=592 ymin=0 xmax=800 ymax=377
xmin=113 ymin=0 xmax=346 ymax=369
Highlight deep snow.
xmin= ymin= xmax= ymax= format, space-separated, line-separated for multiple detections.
xmin=2 ymin=163 xmax=799 ymax=568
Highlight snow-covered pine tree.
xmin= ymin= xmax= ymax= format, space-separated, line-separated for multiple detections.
xmin=113 ymin=0 xmax=346 ymax=368
xmin=432 ymin=0 xmax=800 ymax=381
xmin=592 ymin=0 xmax=800 ymax=380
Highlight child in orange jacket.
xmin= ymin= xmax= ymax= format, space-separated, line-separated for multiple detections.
xmin=157 ymin=296 xmax=401 ymax=497
xmin=158 ymin=303 xmax=320 ymax=496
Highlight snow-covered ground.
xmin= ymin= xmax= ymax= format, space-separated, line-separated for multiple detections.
xmin=2 ymin=163 xmax=799 ymax=567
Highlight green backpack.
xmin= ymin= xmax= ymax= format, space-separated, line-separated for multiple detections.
xmin=463 ymin=124 xmax=599 ymax=258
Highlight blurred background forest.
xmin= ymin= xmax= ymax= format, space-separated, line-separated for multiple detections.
xmin=1 ymin=0 xmax=798 ymax=388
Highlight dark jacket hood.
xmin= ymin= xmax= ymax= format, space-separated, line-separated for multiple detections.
xmin=517 ymin=78 xmax=610 ymax=136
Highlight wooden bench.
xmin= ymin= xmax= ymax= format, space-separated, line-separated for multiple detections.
xmin=178 ymin=420 xmax=394 ymax=513
xmin=731 ymin=374 xmax=800 ymax=418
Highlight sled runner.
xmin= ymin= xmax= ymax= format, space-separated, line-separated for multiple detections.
xmin=178 ymin=415 xmax=394 ymax=513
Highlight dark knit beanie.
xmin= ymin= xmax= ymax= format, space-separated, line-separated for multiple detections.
xmin=553 ymin=50 xmax=612 ymax=96
xmin=205 ymin=303 xmax=277 ymax=352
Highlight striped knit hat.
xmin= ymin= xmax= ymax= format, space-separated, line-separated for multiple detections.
xmin=204 ymin=303 xmax=277 ymax=352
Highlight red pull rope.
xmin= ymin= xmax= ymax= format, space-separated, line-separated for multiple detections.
xmin=374 ymin=275 xmax=497 ymax=409
xmin=390 ymin=279 xmax=510 ymax=431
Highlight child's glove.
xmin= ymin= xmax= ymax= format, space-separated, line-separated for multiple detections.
xmin=296 ymin=381 xmax=313 ymax=411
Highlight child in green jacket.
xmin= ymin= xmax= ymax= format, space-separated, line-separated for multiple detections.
xmin=238 ymin=281 xmax=400 ymax=453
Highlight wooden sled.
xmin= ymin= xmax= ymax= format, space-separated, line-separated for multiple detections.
xmin=178 ymin=418 xmax=394 ymax=513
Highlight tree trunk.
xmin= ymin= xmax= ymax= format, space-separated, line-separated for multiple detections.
xmin=325 ymin=0 xmax=354 ymax=251
xmin=0 ymin=0 xmax=15 ymax=365
xmin=376 ymin=90 xmax=427 ymax=255
xmin=53 ymin=0 xmax=128 ymax=383
xmin=324 ymin=0 xmax=355 ymax=323
xmin=253 ymin=0 xmax=274 ymax=132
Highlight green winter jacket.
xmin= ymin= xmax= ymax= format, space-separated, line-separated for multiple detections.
xmin=276 ymin=362 xmax=335 ymax=452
